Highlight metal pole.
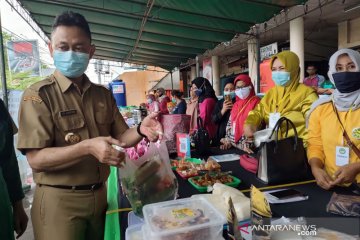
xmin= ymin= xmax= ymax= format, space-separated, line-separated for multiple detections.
xmin=170 ymin=71 xmax=173 ymax=90
xmin=256 ymin=31 xmax=261 ymax=94
xmin=0 ymin=8 xmax=8 ymax=107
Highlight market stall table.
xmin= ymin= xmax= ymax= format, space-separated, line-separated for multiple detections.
xmin=117 ymin=147 xmax=360 ymax=239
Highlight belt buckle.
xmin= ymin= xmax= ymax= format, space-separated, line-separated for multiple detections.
xmin=91 ymin=184 xmax=97 ymax=191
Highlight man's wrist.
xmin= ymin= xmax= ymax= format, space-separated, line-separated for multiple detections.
xmin=137 ymin=122 xmax=147 ymax=138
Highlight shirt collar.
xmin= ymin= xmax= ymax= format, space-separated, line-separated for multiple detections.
xmin=54 ymin=70 xmax=92 ymax=93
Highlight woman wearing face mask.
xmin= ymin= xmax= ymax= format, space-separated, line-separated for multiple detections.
xmin=220 ymin=74 xmax=260 ymax=150
xmin=211 ymin=78 xmax=235 ymax=146
xmin=170 ymin=90 xmax=187 ymax=114
xmin=191 ymin=77 xmax=218 ymax=140
xmin=244 ymin=51 xmax=318 ymax=150
xmin=307 ymin=49 xmax=360 ymax=190
xmin=146 ymin=94 xmax=160 ymax=114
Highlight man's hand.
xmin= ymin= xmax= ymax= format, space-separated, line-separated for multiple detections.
xmin=86 ymin=136 xmax=126 ymax=167
xmin=243 ymin=124 xmax=256 ymax=138
xmin=330 ymin=163 xmax=360 ymax=186
xmin=140 ymin=112 xmax=163 ymax=142
xmin=312 ymin=167 xmax=333 ymax=190
xmin=221 ymin=100 xmax=233 ymax=115
xmin=13 ymin=200 xmax=28 ymax=239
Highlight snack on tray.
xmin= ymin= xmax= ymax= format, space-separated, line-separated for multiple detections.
xmin=203 ymin=158 xmax=221 ymax=171
xmin=192 ymin=172 xmax=234 ymax=187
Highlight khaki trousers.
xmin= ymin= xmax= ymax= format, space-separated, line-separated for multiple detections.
xmin=31 ymin=184 xmax=107 ymax=240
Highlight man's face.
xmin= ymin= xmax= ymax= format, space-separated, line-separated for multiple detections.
xmin=156 ymin=90 xmax=163 ymax=97
xmin=48 ymin=25 xmax=95 ymax=58
xmin=306 ymin=67 xmax=316 ymax=75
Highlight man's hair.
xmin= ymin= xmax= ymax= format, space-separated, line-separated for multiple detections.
xmin=157 ymin=88 xmax=165 ymax=94
xmin=171 ymin=90 xmax=183 ymax=98
xmin=307 ymin=65 xmax=317 ymax=70
xmin=52 ymin=11 xmax=91 ymax=41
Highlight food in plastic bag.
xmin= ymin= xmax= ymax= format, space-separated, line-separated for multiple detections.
xmin=326 ymin=193 xmax=360 ymax=217
xmin=119 ymin=140 xmax=178 ymax=217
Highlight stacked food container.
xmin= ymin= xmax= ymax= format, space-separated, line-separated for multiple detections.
xmin=126 ymin=196 xmax=225 ymax=240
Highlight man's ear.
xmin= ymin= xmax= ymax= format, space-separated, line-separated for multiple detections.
xmin=48 ymin=42 xmax=54 ymax=58
xmin=89 ymin=44 xmax=96 ymax=59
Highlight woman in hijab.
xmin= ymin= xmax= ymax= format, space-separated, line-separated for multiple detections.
xmin=220 ymin=74 xmax=260 ymax=150
xmin=191 ymin=77 xmax=218 ymax=139
xmin=211 ymin=78 xmax=235 ymax=146
xmin=307 ymin=49 xmax=360 ymax=190
xmin=244 ymin=51 xmax=318 ymax=150
xmin=186 ymin=84 xmax=199 ymax=134
xmin=146 ymin=94 xmax=160 ymax=114
xmin=0 ymin=99 xmax=28 ymax=239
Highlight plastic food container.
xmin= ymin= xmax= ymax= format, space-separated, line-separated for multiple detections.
xmin=126 ymin=224 xmax=144 ymax=240
xmin=142 ymin=197 xmax=225 ymax=240
xmin=188 ymin=175 xmax=241 ymax=193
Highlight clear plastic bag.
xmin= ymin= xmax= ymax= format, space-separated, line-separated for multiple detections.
xmin=326 ymin=193 xmax=360 ymax=217
xmin=119 ymin=140 xmax=178 ymax=217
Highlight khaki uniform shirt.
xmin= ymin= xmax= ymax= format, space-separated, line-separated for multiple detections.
xmin=17 ymin=70 xmax=128 ymax=186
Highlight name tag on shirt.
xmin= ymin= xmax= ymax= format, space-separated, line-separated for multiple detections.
xmin=60 ymin=109 xmax=77 ymax=117
xmin=269 ymin=112 xmax=281 ymax=129
xmin=335 ymin=146 xmax=349 ymax=166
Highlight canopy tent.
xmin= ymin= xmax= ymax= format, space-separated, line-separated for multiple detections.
xmin=15 ymin=0 xmax=305 ymax=70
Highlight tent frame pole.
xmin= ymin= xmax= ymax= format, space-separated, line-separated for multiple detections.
xmin=0 ymin=8 xmax=8 ymax=107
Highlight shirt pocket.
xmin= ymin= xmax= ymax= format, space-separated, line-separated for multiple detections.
xmin=55 ymin=113 xmax=85 ymax=132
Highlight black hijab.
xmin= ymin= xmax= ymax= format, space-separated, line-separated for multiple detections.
xmin=191 ymin=77 xmax=217 ymax=103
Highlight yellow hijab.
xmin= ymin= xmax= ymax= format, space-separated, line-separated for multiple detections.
xmin=270 ymin=51 xmax=301 ymax=112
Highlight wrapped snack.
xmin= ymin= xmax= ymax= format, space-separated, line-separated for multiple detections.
xmin=326 ymin=193 xmax=360 ymax=217
xmin=119 ymin=141 xmax=178 ymax=217
xmin=251 ymin=185 xmax=272 ymax=240
xmin=227 ymin=197 xmax=243 ymax=240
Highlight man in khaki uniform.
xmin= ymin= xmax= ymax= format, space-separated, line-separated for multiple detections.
xmin=17 ymin=11 xmax=162 ymax=240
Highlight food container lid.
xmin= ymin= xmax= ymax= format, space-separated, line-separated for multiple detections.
xmin=142 ymin=197 xmax=225 ymax=236
xmin=126 ymin=223 xmax=144 ymax=240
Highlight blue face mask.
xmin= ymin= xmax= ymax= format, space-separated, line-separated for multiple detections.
xmin=53 ymin=50 xmax=89 ymax=78
xmin=272 ymin=71 xmax=291 ymax=86
xmin=224 ymin=91 xmax=236 ymax=99
xmin=194 ymin=89 xmax=203 ymax=96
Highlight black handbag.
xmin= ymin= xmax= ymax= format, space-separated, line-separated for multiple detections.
xmin=193 ymin=117 xmax=210 ymax=156
xmin=257 ymin=117 xmax=311 ymax=184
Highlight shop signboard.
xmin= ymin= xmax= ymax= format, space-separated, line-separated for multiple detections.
xmin=202 ymin=58 xmax=212 ymax=83
xmin=7 ymin=40 xmax=41 ymax=76
xmin=260 ymin=42 xmax=278 ymax=61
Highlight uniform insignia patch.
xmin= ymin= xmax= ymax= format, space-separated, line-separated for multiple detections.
xmin=352 ymin=127 xmax=360 ymax=140
xmin=23 ymin=96 xmax=43 ymax=103
xmin=65 ymin=133 xmax=81 ymax=144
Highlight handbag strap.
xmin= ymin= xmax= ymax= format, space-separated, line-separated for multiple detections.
xmin=270 ymin=117 xmax=299 ymax=152
xmin=197 ymin=116 xmax=204 ymax=129
xmin=332 ymin=103 xmax=360 ymax=159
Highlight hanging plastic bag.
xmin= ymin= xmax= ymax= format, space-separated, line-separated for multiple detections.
xmin=118 ymin=139 xmax=178 ymax=217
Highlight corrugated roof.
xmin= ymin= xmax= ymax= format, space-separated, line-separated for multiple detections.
xmin=18 ymin=0 xmax=305 ymax=70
